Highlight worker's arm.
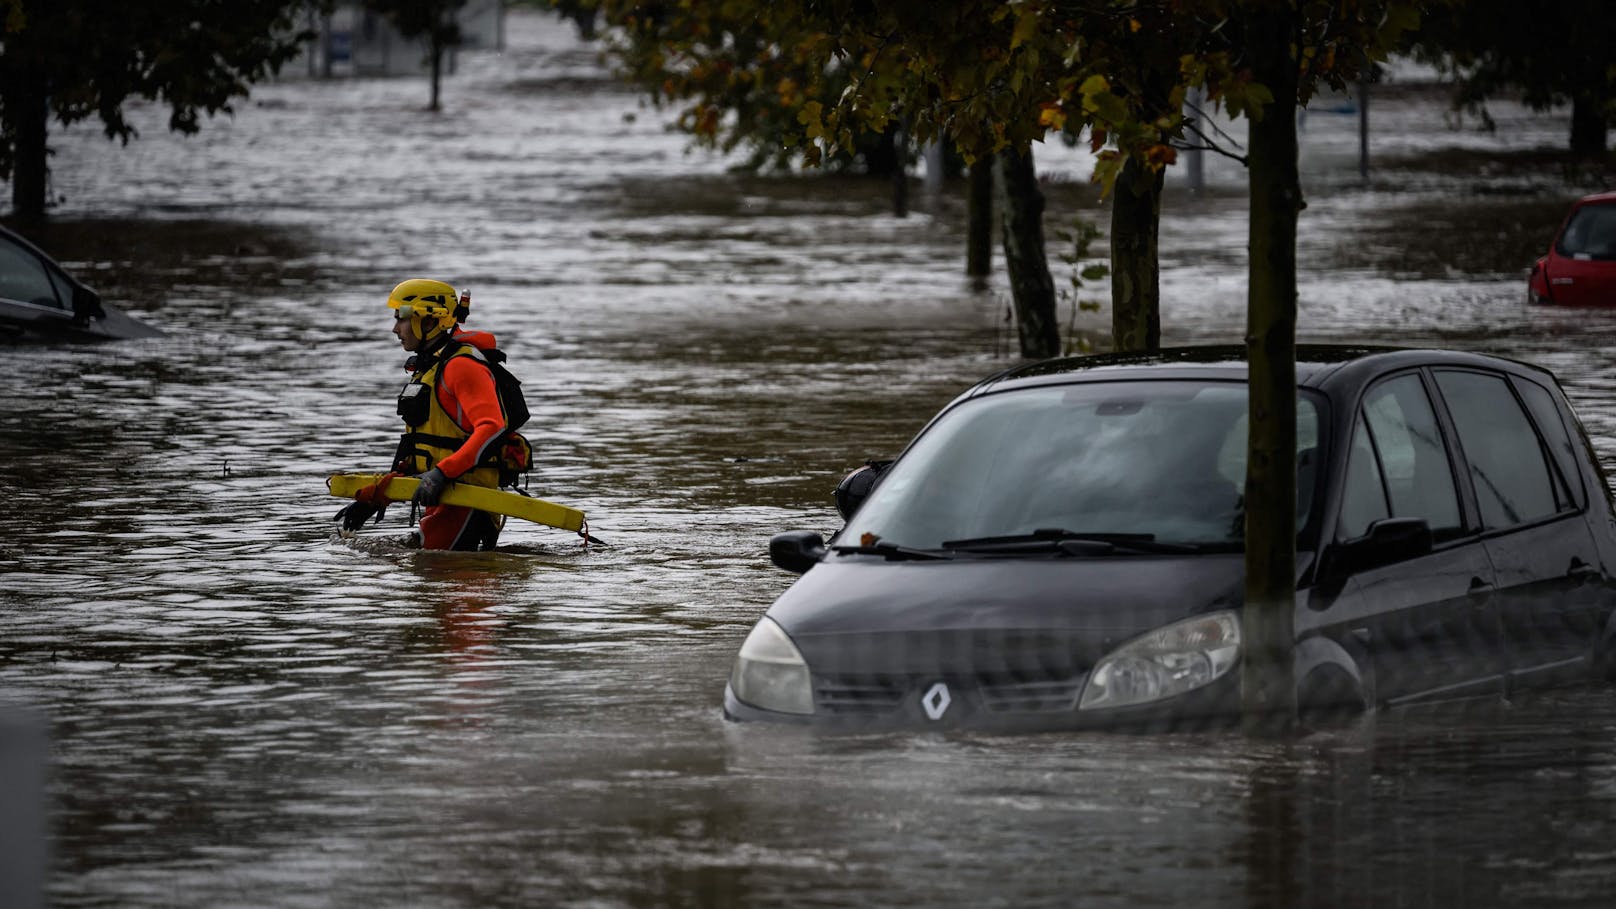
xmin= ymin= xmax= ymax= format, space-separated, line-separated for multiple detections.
xmin=432 ymin=356 xmax=507 ymax=479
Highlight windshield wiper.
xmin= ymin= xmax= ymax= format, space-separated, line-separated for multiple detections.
xmin=940 ymin=529 xmax=1202 ymax=555
xmin=829 ymin=541 xmax=954 ymax=561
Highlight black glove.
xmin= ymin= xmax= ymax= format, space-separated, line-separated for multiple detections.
xmin=335 ymin=501 xmax=384 ymax=531
xmin=413 ymin=467 xmax=449 ymax=507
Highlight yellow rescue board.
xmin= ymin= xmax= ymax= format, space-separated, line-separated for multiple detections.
xmin=327 ymin=474 xmax=586 ymax=533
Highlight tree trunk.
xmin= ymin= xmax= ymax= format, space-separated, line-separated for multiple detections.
xmin=429 ymin=41 xmax=443 ymax=111
xmin=1110 ymin=155 xmax=1163 ymax=353
xmin=966 ymin=160 xmax=992 ymax=278
xmin=571 ymin=8 xmax=598 ymax=41
xmin=994 ymin=144 xmax=1059 ymax=359
xmin=7 ymin=69 xmax=50 ymax=224
xmin=1570 ymin=93 xmax=1607 ymax=157
xmin=1241 ymin=4 xmax=1301 ymax=734
xmin=860 ymin=129 xmax=899 ymax=177
xmin=890 ymin=121 xmax=908 ymax=218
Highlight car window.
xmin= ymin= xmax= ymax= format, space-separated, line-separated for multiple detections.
xmin=1359 ymin=374 xmax=1463 ymax=539
xmin=839 ymin=381 xmax=1321 ymax=549
xmin=1512 ymin=376 xmax=1584 ymax=510
xmin=1213 ymin=405 xmax=1320 ymax=529
xmin=1557 ymin=203 xmax=1616 ymax=260
xmin=1435 ymin=370 xmax=1561 ymax=530
xmin=1338 ymin=414 xmax=1390 ymax=539
xmin=0 ymin=235 xmax=64 ymax=309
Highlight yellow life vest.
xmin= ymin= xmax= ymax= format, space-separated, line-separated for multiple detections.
xmin=395 ymin=344 xmax=502 ymax=489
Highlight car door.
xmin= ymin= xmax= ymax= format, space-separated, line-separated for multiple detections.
xmin=1433 ymin=369 xmax=1605 ymax=689
xmin=1312 ymin=371 xmax=1504 ymax=705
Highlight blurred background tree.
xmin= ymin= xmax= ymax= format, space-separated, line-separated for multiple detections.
xmin=597 ymin=2 xmax=921 ymax=179
xmin=363 ymin=0 xmax=468 ymax=111
xmin=1410 ymin=0 xmax=1615 ymax=156
xmin=0 ymin=0 xmax=312 ymax=224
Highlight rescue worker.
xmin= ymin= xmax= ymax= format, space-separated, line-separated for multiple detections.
xmin=335 ymin=278 xmax=513 ymax=551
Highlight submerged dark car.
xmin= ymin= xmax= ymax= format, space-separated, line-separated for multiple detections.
xmin=725 ymin=346 xmax=1616 ymax=730
xmin=0 ymin=224 xmax=160 ymax=341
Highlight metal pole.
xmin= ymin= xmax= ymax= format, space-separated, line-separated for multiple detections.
xmin=923 ymin=141 xmax=945 ymax=196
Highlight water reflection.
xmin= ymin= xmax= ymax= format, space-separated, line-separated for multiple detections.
xmin=1237 ymin=696 xmax=1616 ymax=909
xmin=5 ymin=9 xmax=1616 ymax=908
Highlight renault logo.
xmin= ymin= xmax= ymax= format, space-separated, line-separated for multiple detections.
xmin=921 ymin=682 xmax=952 ymax=720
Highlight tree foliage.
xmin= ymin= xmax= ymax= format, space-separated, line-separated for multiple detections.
xmin=1410 ymin=0 xmax=1616 ymax=155
xmin=600 ymin=0 xmax=903 ymax=173
xmin=786 ymin=0 xmax=1414 ymax=182
xmin=0 ymin=0 xmax=310 ymax=221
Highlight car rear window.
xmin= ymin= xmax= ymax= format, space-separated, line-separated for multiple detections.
xmin=1556 ymin=203 xmax=1616 ymax=260
xmin=1511 ymin=376 xmax=1585 ymax=510
xmin=1435 ymin=370 xmax=1565 ymax=530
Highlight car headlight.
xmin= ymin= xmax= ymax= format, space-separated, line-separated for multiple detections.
xmin=1078 ymin=611 xmax=1241 ymax=711
xmin=729 ymin=617 xmax=814 ymax=715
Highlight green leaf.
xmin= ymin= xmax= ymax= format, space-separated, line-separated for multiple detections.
xmin=1086 ymin=91 xmax=1130 ymax=125
xmin=1010 ymin=9 xmax=1039 ymax=51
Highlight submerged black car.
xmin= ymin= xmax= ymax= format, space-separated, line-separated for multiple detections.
xmin=726 ymin=346 xmax=1616 ymax=730
xmin=0 ymin=224 xmax=160 ymax=341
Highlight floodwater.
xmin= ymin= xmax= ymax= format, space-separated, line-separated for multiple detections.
xmin=4 ymin=11 xmax=1616 ymax=908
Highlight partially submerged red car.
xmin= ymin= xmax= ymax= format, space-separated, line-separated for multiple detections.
xmin=1528 ymin=191 xmax=1616 ymax=306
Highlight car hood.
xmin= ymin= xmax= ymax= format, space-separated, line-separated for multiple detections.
xmin=768 ymin=553 xmax=1246 ymax=675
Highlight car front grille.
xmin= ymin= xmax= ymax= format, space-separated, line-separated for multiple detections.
xmin=803 ymin=627 xmax=1098 ymax=719
xmin=977 ymin=677 xmax=1085 ymax=713
xmin=814 ymin=677 xmax=907 ymax=716
xmin=814 ymin=673 xmax=1087 ymax=716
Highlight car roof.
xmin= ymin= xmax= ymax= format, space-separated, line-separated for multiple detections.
xmin=960 ymin=344 xmax=1556 ymax=399
xmin=1574 ymin=191 xmax=1616 ymax=208
xmin=0 ymin=222 xmax=67 ymax=267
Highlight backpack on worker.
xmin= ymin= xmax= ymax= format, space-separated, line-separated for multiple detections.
xmin=478 ymin=346 xmax=534 ymax=487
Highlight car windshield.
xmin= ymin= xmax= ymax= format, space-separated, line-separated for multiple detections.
xmin=1557 ymin=203 xmax=1616 ymax=260
xmin=840 ymin=380 xmax=1321 ymax=552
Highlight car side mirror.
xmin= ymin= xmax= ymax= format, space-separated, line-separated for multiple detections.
xmin=1333 ymin=517 xmax=1433 ymax=576
xmin=770 ymin=530 xmax=826 ymax=574
xmin=71 ymin=285 xmax=106 ymax=324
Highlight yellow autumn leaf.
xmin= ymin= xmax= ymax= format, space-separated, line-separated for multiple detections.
xmin=1091 ymin=151 xmax=1123 ymax=198
xmin=1010 ymin=10 xmax=1039 ymax=50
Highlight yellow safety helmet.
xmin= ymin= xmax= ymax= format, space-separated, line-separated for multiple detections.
xmin=387 ymin=278 xmax=466 ymax=340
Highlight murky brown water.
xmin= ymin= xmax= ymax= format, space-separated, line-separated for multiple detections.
xmin=5 ymin=12 xmax=1616 ymax=908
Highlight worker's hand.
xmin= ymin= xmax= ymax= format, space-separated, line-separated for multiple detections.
xmin=413 ymin=467 xmax=449 ymax=507
xmin=334 ymin=501 xmax=384 ymax=531
xmin=355 ymin=471 xmax=403 ymax=506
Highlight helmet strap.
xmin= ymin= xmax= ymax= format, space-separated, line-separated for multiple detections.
xmin=417 ymin=325 xmax=453 ymax=357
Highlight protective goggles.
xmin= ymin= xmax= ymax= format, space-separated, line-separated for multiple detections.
xmin=393 ymin=304 xmax=443 ymax=322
